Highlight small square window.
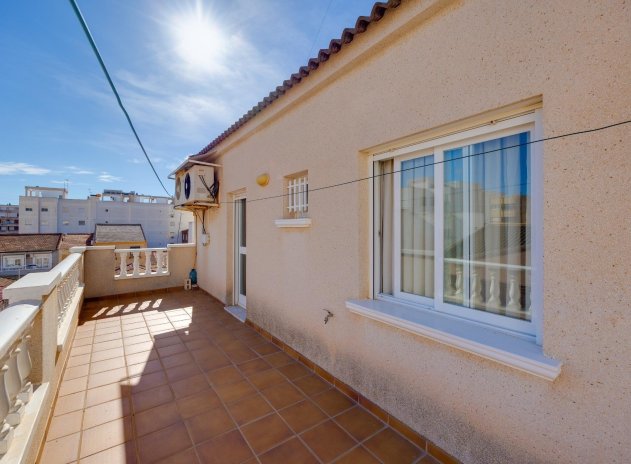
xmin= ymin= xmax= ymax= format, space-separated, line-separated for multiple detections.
xmin=25 ymin=207 xmax=32 ymax=212
xmin=284 ymin=171 xmax=309 ymax=219
xmin=41 ymin=207 xmax=48 ymax=212
xmin=78 ymin=220 xmax=86 ymax=226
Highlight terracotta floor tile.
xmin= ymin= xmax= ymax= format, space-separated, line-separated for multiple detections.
xmin=89 ymin=356 xmax=126 ymax=375
xmin=69 ymin=344 xmax=91 ymax=357
xmin=125 ymin=349 xmax=158 ymax=366
xmin=196 ymin=353 xmax=232 ymax=372
xmin=190 ymin=346 xmax=223 ymax=361
xmin=91 ymin=346 xmax=125 ymax=363
xmin=126 ymin=341 xmax=156 ymax=355
xmin=247 ymin=368 xmax=286 ymax=390
xmin=205 ymin=365 xmax=244 ymax=387
xmin=128 ymin=359 xmax=163 ymax=377
xmin=166 ymin=363 xmax=202 ymax=383
xmin=132 ymin=384 xmax=174 ymax=413
xmin=278 ymin=362 xmax=310 ymax=380
xmin=154 ymin=447 xmax=199 ymax=464
xmin=260 ymin=380 xmax=305 ymax=409
xmin=293 ymin=374 xmax=331 ymax=397
xmin=251 ymin=343 xmax=280 ymax=356
xmin=263 ymin=351 xmax=294 ymax=368
xmin=135 ymin=402 xmax=181 ymax=437
xmin=63 ymin=364 xmax=90 ymax=381
xmin=123 ymin=334 xmax=153 ymax=346
xmin=335 ymin=407 xmax=384 ymax=442
xmin=259 ymin=437 xmax=319 ymax=464
xmin=123 ymin=327 xmax=150 ymax=337
xmin=157 ymin=343 xmax=187 ymax=358
xmin=40 ymin=431 xmax=80 ymax=464
xmin=161 ymin=351 xmax=194 ymax=369
xmin=85 ymin=382 xmax=129 ymax=408
xmin=196 ymin=429 xmax=253 ymax=464
xmin=72 ymin=336 xmax=93 ymax=347
xmin=333 ymin=446 xmax=381 ymax=464
xmin=225 ymin=393 xmax=273 ymax=426
xmin=184 ymin=338 xmax=213 ymax=351
xmin=94 ymin=325 xmax=121 ymax=336
xmin=128 ymin=370 xmax=168 ymax=393
xmin=224 ymin=347 xmax=258 ymax=364
xmin=92 ymin=339 xmax=124 ymax=353
xmin=93 ymin=331 xmax=122 ymax=344
xmin=59 ymin=376 xmax=88 ymax=397
xmin=66 ymin=353 xmax=91 ymax=368
xmin=176 ymin=389 xmax=222 ymax=419
xmin=240 ymin=413 xmax=293 ymax=455
xmin=153 ymin=335 xmax=182 ymax=348
xmin=417 ymin=454 xmax=440 ymax=464
xmin=214 ymin=379 xmax=256 ymax=404
xmin=53 ymin=390 xmax=86 ymax=416
xmin=185 ymin=405 xmax=236 ymax=444
xmin=47 ymin=410 xmax=83 ymax=440
xmin=312 ymin=389 xmax=355 ymax=417
xmin=301 ymin=420 xmax=357 ymax=463
xmin=237 ymin=358 xmax=271 ymax=376
xmin=80 ymin=416 xmax=133 ymax=458
xmin=83 ymin=397 xmax=130 ymax=429
xmin=79 ymin=442 xmax=137 ymax=464
xmin=171 ymin=373 xmax=210 ymax=399
xmin=278 ymin=400 xmax=327 ymax=434
xmin=137 ymin=421 xmax=192 ymax=463
xmin=363 ymin=428 xmax=423 ymax=464
xmin=87 ymin=367 xmax=127 ymax=389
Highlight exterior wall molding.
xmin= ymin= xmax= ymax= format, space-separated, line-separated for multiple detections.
xmin=274 ymin=218 xmax=312 ymax=228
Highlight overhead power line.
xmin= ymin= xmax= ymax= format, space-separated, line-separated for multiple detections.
xmin=218 ymin=117 xmax=631 ymax=206
xmin=68 ymin=0 xmax=172 ymax=197
xmin=308 ymin=0 xmax=335 ymax=58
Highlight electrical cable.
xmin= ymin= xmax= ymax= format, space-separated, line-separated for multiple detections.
xmin=68 ymin=0 xmax=172 ymax=198
xmin=212 ymin=117 xmax=631 ymax=206
xmin=308 ymin=0 xmax=335 ymax=58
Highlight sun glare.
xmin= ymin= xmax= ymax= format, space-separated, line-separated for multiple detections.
xmin=170 ymin=2 xmax=227 ymax=74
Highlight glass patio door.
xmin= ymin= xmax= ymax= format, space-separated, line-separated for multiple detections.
xmin=234 ymin=197 xmax=246 ymax=308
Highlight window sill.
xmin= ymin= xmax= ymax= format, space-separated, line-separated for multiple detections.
xmin=274 ymin=218 xmax=312 ymax=228
xmin=346 ymin=298 xmax=561 ymax=381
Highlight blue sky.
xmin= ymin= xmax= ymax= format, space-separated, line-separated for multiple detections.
xmin=0 ymin=0 xmax=377 ymax=204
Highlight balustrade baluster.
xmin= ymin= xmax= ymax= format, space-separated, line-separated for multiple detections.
xmin=144 ymin=251 xmax=151 ymax=276
xmin=5 ymin=349 xmax=23 ymax=426
xmin=506 ymin=271 xmax=521 ymax=312
xmin=156 ymin=251 xmax=164 ymax=275
xmin=16 ymin=335 xmax=32 ymax=404
xmin=0 ymin=363 xmax=13 ymax=454
xmin=132 ymin=251 xmax=140 ymax=277
xmin=487 ymin=270 xmax=501 ymax=308
xmin=470 ymin=271 xmax=483 ymax=307
xmin=454 ymin=268 xmax=463 ymax=297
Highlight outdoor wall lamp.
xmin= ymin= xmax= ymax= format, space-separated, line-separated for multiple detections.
xmin=256 ymin=173 xmax=270 ymax=187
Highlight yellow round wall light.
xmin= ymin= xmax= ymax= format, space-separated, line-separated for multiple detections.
xmin=256 ymin=173 xmax=270 ymax=187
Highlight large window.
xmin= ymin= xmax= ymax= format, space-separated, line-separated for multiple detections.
xmin=373 ymin=114 xmax=540 ymax=336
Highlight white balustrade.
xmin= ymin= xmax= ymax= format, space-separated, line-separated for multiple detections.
xmin=444 ymin=258 xmax=532 ymax=318
xmin=114 ymin=248 xmax=169 ymax=279
xmin=0 ymin=305 xmax=37 ymax=455
xmin=55 ymin=255 xmax=81 ymax=328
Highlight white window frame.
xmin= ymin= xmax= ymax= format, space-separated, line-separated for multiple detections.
xmin=372 ymin=111 xmax=543 ymax=341
xmin=2 ymin=254 xmax=25 ymax=269
xmin=34 ymin=253 xmax=51 ymax=269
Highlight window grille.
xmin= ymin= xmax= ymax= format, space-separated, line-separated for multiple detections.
xmin=286 ymin=175 xmax=308 ymax=217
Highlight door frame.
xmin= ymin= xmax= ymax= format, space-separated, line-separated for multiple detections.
xmin=233 ymin=193 xmax=247 ymax=308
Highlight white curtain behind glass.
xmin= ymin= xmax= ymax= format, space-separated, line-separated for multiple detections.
xmin=444 ymin=132 xmax=531 ymax=320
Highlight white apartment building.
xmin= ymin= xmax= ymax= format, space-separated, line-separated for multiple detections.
xmin=0 ymin=205 xmax=19 ymax=234
xmin=19 ymin=186 xmax=193 ymax=247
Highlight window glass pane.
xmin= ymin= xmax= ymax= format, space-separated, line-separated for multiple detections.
xmin=239 ymin=199 xmax=246 ymax=247
xmin=444 ymin=131 xmax=531 ymax=321
xmin=239 ymin=253 xmax=246 ymax=296
xmin=400 ymin=155 xmax=434 ymax=297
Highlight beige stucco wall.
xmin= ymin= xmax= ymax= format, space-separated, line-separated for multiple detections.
xmin=83 ymin=245 xmax=195 ymax=298
xmin=193 ymin=1 xmax=631 ymax=463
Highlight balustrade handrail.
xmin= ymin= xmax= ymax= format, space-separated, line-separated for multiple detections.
xmin=444 ymin=257 xmax=531 ymax=271
xmin=114 ymin=247 xmax=169 ymax=253
xmin=0 ymin=305 xmax=38 ymax=359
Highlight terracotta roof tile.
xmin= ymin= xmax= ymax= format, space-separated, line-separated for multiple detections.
xmin=94 ymin=224 xmax=146 ymax=244
xmin=193 ymin=0 xmax=401 ymax=157
xmin=59 ymin=234 xmax=93 ymax=250
xmin=0 ymin=234 xmax=62 ymax=253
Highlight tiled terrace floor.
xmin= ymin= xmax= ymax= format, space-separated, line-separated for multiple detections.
xmin=40 ymin=289 xmax=435 ymax=464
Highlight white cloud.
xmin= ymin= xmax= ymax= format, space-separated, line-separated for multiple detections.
xmin=0 ymin=162 xmax=51 ymax=175
xmin=98 ymin=172 xmax=122 ymax=183
xmin=65 ymin=166 xmax=94 ymax=175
